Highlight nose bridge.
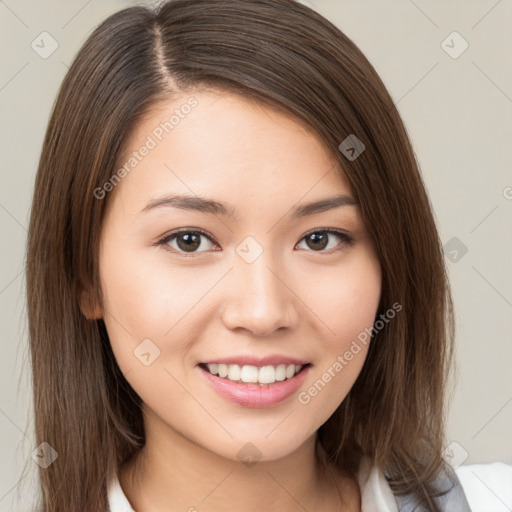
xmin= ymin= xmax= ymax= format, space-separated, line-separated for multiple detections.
xmin=221 ymin=235 xmax=298 ymax=335
xmin=243 ymin=249 xmax=280 ymax=302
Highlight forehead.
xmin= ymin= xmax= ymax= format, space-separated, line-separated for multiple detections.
xmin=110 ymin=89 xmax=354 ymax=214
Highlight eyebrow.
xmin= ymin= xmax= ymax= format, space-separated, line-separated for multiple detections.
xmin=140 ymin=193 xmax=357 ymax=220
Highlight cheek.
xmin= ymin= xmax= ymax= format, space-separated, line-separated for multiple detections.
xmin=297 ymin=248 xmax=381 ymax=411
xmin=98 ymin=241 xmax=220 ymax=374
xmin=99 ymin=241 xmax=203 ymax=334
xmin=299 ymin=246 xmax=381 ymax=348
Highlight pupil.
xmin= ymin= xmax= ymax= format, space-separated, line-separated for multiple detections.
xmin=178 ymin=232 xmax=200 ymax=252
xmin=308 ymin=232 xmax=328 ymax=250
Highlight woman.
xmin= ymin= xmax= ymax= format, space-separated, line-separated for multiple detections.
xmin=26 ymin=0 xmax=472 ymax=510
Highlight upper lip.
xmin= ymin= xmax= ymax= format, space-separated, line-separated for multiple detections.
xmin=200 ymin=355 xmax=310 ymax=367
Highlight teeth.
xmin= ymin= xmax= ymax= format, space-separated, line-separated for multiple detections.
xmin=258 ymin=365 xmax=276 ymax=384
xmin=228 ymin=364 xmax=241 ymax=381
xmin=240 ymin=365 xmax=259 ymax=383
xmin=275 ymin=364 xmax=286 ymax=381
xmin=205 ymin=363 xmax=304 ymax=385
xmin=218 ymin=364 xmax=228 ymax=378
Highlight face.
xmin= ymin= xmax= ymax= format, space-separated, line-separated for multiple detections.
xmin=92 ymin=89 xmax=381 ymax=462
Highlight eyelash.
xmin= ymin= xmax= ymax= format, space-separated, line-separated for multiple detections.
xmin=156 ymin=227 xmax=354 ymax=257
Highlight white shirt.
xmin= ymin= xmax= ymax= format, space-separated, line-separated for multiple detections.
xmin=107 ymin=455 xmax=399 ymax=512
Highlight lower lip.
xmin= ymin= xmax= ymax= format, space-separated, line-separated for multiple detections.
xmin=198 ymin=364 xmax=311 ymax=408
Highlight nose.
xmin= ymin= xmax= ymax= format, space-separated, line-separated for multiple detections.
xmin=220 ymin=251 xmax=300 ymax=337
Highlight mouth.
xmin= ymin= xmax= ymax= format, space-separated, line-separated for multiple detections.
xmin=198 ymin=362 xmax=311 ymax=386
xmin=197 ymin=361 xmax=313 ymax=408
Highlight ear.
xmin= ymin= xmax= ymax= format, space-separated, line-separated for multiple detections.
xmin=78 ymin=281 xmax=103 ymax=320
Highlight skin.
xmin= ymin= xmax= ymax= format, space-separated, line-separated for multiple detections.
xmin=83 ymin=89 xmax=382 ymax=511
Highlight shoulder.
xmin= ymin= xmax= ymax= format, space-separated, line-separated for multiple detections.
xmin=393 ymin=461 xmax=473 ymax=512
xmin=350 ymin=455 xmax=472 ymax=512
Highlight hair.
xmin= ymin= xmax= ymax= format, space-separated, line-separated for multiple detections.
xmin=25 ymin=0 xmax=456 ymax=510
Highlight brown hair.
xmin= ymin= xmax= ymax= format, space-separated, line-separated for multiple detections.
xmin=25 ymin=0 xmax=455 ymax=510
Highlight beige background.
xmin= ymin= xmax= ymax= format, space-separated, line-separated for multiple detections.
xmin=0 ymin=0 xmax=511 ymax=509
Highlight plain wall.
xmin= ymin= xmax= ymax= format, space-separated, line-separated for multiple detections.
xmin=0 ymin=0 xmax=510 ymax=509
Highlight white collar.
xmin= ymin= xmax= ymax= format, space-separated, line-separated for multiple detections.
xmin=108 ymin=471 xmax=135 ymax=512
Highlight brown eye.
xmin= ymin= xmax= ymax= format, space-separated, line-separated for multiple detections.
xmin=296 ymin=230 xmax=354 ymax=253
xmin=174 ymin=232 xmax=202 ymax=252
xmin=159 ymin=229 xmax=217 ymax=255
xmin=304 ymin=232 xmax=329 ymax=251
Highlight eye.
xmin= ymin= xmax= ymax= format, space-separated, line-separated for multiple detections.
xmin=157 ymin=229 xmax=218 ymax=256
xmin=156 ymin=227 xmax=354 ymax=256
xmin=295 ymin=229 xmax=354 ymax=253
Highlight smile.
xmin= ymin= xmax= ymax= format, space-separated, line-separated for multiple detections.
xmin=200 ymin=362 xmax=309 ymax=385
xmin=198 ymin=362 xmax=312 ymax=408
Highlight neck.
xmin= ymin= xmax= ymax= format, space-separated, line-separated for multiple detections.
xmin=118 ymin=409 xmax=351 ymax=511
